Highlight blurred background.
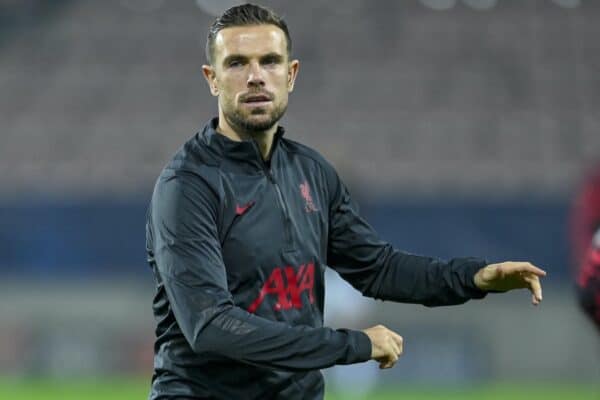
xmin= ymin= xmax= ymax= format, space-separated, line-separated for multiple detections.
xmin=1 ymin=0 xmax=599 ymax=399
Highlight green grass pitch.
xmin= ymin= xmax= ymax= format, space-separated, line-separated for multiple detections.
xmin=0 ymin=378 xmax=597 ymax=400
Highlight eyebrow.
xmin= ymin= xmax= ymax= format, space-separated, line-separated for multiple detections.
xmin=222 ymin=52 xmax=285 ymax=67
xmin=261 ymin=52 xmax=284 ymax=62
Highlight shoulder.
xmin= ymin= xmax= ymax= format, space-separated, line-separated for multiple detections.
xmin=165 ymin=132 xmax=220 ymax=173
xmin=279 ymin=138 xmax=345 ymax=204
xmin=154 ymin=133 xmax=222 ymax=202
xmin=280 ymin=137 xmax=338 ymax=176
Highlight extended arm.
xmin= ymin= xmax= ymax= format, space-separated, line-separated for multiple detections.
xmin=325 ymin=165 xmax=545 ymax=306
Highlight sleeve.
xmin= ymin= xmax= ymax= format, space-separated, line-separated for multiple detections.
xmin=324 ymin=166 xmax=488 ymax=307
xmin=148 ymin=171 xmax=372 ymax=371
xmin=576 ymin=228 xmax=600 ymax=331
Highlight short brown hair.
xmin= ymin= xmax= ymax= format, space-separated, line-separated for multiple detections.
xmin=205 ymin=3 xmax=292 ymax=65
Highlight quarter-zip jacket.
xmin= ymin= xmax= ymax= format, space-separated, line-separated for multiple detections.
xmin=146 ymin=118 xmax=488 ymax=399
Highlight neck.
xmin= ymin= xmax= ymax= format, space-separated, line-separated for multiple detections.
xmin=216 ymin=113 xmax=277 ymax=161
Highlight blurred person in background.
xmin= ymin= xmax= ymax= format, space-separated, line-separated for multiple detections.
xmin=145 ymin=4 xmax=547 ymax=399
xmin=577 ymin=226 xmax=600 ymax=331
xmin=571 ymin=163 xmax=600 ymax=331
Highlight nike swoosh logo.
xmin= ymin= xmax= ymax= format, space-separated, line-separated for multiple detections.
xmin=236 ymin=201 xmax=255 ymax=216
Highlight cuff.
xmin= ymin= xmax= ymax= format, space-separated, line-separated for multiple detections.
xmin=338 ymin=329 xmax=372 ymax=364
xmin=461 ymin=257 xmax=489 ymax=299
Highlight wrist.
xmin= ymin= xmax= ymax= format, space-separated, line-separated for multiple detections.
xmin=475 ymin=264 xmax=498 ymax=292
xmin=473 ymin=268 xmax=486 ymax=291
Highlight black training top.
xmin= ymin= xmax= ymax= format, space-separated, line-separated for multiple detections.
xmin=146 ymin=118 xmax=488 ymax=399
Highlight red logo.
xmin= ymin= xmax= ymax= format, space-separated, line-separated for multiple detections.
xmin=299 ymin=181 xmax=318 ymax=213
xmin=236 ymin=201 xmax=255 ymax=216
xmin=248 ymin=262 xmax=315 ymax=313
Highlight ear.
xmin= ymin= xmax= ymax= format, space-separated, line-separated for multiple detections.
xmin=202 ymin=64 xmax=219 ymax=96
xmin=287 ymin=59 xmax=300 ymax=93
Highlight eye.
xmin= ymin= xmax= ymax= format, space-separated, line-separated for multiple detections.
xmin=227 ymin=59 xmax=244 ymax=68
xmin=262 ymin=57 xmax=280 ymax=66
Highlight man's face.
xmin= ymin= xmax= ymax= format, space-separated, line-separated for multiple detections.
xmin=203 ymin=24 xmax=299 ymax=134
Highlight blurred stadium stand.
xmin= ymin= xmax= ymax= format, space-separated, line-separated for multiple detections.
xmin=1 ymin=0 xmax=599 ymax=196
xmin=1 ymin=0 xmax=598 ymax=389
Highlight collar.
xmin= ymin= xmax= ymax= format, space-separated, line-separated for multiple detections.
xmin=199 ymin=117 xmax=285 ymax=171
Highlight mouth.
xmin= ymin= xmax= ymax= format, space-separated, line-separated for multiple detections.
xmin=242 ymin=93 xmax=273 ymax=106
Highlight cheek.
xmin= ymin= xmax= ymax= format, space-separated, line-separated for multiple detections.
xmin=218 ymin=73 xmax=244 ymax=91
xmin=218 ymin=79 xmax=240 ymax=102
xmin=274 ymin=69 xmax=289 ymax=84
xmin=218 ymin=89 xmax=236 ymax=112
xmin=270 ymin=72 xmax=291 ymax=95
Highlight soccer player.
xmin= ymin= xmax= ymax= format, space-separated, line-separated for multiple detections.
xmin=570 ymin=163 xmax=600 ymax=270
xmin=145 ymin=4 xmax=546 ymax=399
xmin=577 ymin=227 xmax=600 ymax=331
xmin=571 ymin=164 xmax=600 ymax=331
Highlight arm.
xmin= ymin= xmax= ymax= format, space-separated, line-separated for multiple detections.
xmin=325 ymin=166 xmax=546 ymax=306
xmin=149 ymin=171 xmax=371 ymax=371
xmin=325 ymin=166 xmax=487 ymax=307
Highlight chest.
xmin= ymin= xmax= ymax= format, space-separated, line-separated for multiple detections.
xmin=217 ymin=159 xmax=328 ymax=288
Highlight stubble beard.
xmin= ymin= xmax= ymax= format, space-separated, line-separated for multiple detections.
xmin=224 ymin=101 xmax=287 ymax=136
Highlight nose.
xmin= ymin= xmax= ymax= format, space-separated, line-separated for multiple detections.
xmin=247 ymin=61 xmax=265 ymax=88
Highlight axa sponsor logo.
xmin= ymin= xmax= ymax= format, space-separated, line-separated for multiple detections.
xmin=299 ymin=181 xmax=318 ymax=213
xmin=248 ymin=262 xmax=315 ymax=313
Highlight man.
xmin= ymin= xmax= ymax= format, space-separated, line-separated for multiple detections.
xmin=571 ymin=164 xmax=600 ymax=331
xmin=570 ymin=163 xmax=600 ymax=270
xmin=577 ymin=226 xmax=600 ymax=331
xmin=146 ymin=4 xmax=546 ymax=399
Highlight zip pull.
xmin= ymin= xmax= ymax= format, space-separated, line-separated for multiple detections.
xmin=250 ymin=139 xmax=275 ymax=181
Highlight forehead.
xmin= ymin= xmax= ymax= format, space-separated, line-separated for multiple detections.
xmin=214 ymin=24 xmax=287 ymax=59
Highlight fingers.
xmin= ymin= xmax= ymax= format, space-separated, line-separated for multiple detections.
xmin=378 ymin=351 xmax=398 ymax=369
xmin=507 ymin=262 xmax=547 ymax=277
xmin=390 ymin=331 xmax=404 ymax=349
xmin=527 ymin=274 xmax=543 ymax=305
xmin=509 ymin=262 xmax=544 ymax=304
xmin=389 ymin=337 xmax=401 ymax=360
xmin=380 ymin=332 xmax=403 ymax=369
xmin=502 ymin=262 xmax=544 ymax=305
xmin=482 ymin=261 xmax=547 ymax=305
xmin=362 ymin=325 xmax=404 ymax=369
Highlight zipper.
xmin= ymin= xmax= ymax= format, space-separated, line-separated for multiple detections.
xmin=251 ymin=141 xmax=294 ymax=252
xmin=267 ymin=168 xmax=294 ymax=252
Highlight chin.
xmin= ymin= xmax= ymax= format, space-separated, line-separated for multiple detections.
xmin=247 ymin=114 xmax=272 ymax=124
xmin=242 ymin=111 xmax=277 ymax=126
xmin=226 ymin=106 xmax=286 ymax=133
xmin=244 ymin=120 xmax=278 ymax=133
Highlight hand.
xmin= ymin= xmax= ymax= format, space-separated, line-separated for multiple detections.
xmin=362 ymin=325 xmax=403 ymax=369
xmin=474 ymin=261 xmax=547 ymax=305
